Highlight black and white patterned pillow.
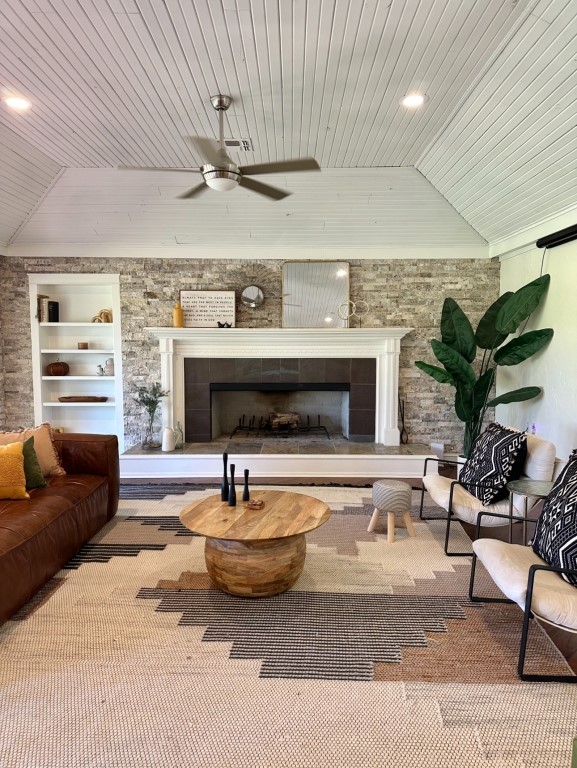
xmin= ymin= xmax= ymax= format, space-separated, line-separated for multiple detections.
xmin=460 ymin=423 xmax=527 ymax=506
xmin=532 ymin=450 xmax=577 ymax=586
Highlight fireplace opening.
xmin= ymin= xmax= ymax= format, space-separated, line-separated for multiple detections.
xmin=211 ymin=386 xmax=350 ymax=440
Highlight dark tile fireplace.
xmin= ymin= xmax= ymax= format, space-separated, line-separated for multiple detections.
xmin=184 ymin=357 xmax=376 ymax=442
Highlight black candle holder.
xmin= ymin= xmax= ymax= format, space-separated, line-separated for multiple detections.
xmin=221 ymin=452 xmax=229 ymax=502
xmin=228 ymin=463 xmax=237 ymax=506
xmin=242 ymin=468 xmax=250 ymax=501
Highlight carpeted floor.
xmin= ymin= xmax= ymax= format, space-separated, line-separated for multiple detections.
xmin=1 ymin=486 xmax=576 ymax=767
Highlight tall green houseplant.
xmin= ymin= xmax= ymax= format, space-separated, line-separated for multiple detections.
xmin=415 ymin=275 xmax=554 ymax=456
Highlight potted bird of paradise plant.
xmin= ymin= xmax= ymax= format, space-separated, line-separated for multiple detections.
xmin=415 ymin=274 xmax=554 ymax=457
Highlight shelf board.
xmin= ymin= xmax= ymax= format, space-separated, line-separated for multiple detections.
xmin=42 ymin=375 xmax=115 ymax=380
xmin=39 ymin=322 xmax=114 ymax=327
xmin=40 ymin=349 xmax=115 ymax=354
xmin=43 ymin=401 xmax=115 ymax=407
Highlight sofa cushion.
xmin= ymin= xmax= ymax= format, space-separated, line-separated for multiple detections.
xmin=0 ymin=424 xmax=65 ymax=477
xmin=473 ymin=538 xmax=577 ymax=631
xmin=22 ymin=437 xmax=48 ymax=490
xmin=531 ymin=450 xmax=577 ymax=586
xmin=0 ymin=443 xmax=29 ymax=500
xmin=460 ymin=423 xmax=527 ymax=505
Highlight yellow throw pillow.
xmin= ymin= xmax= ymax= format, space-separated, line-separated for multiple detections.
xmin=0 ymin=423 xmax=65 ymax=477
xmin=0 ymin=442 xmax=29 ymax=500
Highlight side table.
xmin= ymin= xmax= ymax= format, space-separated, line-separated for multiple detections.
xmin=507 ymin=478 xmax=554 ymax=545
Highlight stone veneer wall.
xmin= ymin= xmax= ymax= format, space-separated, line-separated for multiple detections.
xmin=0 ymin=256 xmax=500 ymax=452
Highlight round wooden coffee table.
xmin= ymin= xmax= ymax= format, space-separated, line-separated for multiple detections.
xmin=179 ymin=490 xmax=331 ymax=597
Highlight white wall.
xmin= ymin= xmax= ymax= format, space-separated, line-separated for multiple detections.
xmin=496 ymin=240 xmax=577 ymax=461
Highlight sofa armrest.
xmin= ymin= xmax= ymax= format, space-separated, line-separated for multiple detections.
xmin=52 ymin=433 xmax=119 ymax=520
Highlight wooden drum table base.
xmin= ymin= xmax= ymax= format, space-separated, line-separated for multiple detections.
xmin=204 ymin=534 xmax=306 ymax=597
xmin=179 ymin=490 xmax=330 ymax=598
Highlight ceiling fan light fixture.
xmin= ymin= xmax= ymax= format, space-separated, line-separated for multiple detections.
xmin=400 ymin=93 xmax=428 ymax=108
xmin=202 ymin=168 xmax=241 ymax=191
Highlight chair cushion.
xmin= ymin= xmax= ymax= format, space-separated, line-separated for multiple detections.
xmin=524 ymin=434 xmax=556 ymax=481
xmin=473 ymin=538 xmax=577 ymax=631
xmin=423 ymin=473 xmax=523 ymax=525
xmin=531 ymin=450 xmax=577 ymax=586
xmin=460 ymin=423 xmax=527 ymax=505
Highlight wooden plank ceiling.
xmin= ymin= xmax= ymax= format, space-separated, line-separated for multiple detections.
xmin=0 ymin=0 xmax=575 ymax=252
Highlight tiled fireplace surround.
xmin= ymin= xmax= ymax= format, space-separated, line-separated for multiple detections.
xmin=184 ymin=356 xmax=376 ymax=442
xmin=147 ymin=327 xmax=411 ymax=446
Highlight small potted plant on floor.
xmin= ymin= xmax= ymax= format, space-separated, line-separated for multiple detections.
xmin=134 ymin=381 xmax=169 ymax=450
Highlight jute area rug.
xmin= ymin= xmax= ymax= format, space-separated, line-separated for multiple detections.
xmin=1 ymin=485 xmax=576 ymax=767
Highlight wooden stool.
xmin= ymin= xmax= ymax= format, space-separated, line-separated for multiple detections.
xmin=368 ymin=479 xmax=416 ymax=543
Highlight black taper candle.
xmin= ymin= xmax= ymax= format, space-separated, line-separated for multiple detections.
xmin=228 ymin=463 xmax=237 ymax=506
xmin=221 ymin=452 xmax=229 ymax=501
xmin=242 ymin=468 xmax=250 ymax=501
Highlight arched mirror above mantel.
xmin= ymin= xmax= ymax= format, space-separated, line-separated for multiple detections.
xmin=282 ymin=261 xmax=349 ymax=328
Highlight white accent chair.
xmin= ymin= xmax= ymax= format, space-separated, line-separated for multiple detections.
xmin=469 ymin=510 xmax=577 ymax=682
xmin=419 ymin=434 xmax=556 ymax=555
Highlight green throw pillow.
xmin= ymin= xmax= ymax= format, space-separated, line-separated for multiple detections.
xmin=22 ymin=436 xmax=48 ymax=490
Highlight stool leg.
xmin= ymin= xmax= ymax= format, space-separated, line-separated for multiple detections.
xmin=387 ymin=511 xmax=395 ymax=543
xmin=403 ymin=510 xmax=416 ymax=537
xmin=367 ymin=507 xmax=380 ymax=533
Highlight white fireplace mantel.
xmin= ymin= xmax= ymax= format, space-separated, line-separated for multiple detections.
xmin=145 ymin=327 xmax=412 ymax=445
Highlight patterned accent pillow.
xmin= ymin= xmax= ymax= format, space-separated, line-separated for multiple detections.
xmin=531 ymin=450 xmax=577 ymax=586
xmin=0 ymin=442 xmax=30 ymax=500
xmin=460 ymin=423 xmax=527 ymax=506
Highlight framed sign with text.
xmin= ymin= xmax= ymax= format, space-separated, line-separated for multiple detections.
xmin=179 ymin=291 xmax=236 ymax=328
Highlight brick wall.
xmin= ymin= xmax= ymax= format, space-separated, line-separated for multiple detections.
xmin=0 ymin=256 xmax=500 ymax=452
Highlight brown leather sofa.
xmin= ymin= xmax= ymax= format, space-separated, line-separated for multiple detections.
xmin=0 ymin=433 xmax=119 ymax=624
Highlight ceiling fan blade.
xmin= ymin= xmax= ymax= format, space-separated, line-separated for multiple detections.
xmin=239 ymin=176 xmax=290 ymax=200
xmin=177 ymin=182 xmax=209 ymax=199
xmin=240 ymin=158 xmax=320 ymax=175
xmin=188 ymin=136 xmax=222 ymax=166
xmin=118 ymin=165 xmax=201 ymax=173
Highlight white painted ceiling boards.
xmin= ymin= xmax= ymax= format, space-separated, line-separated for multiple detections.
xmin=0 ymin=0 xmax=576 ymax=255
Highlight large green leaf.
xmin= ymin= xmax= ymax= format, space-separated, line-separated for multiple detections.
xmin=494 ymin=329 xmax=554 ymax=366
xmin=455 ymin=383 xmax=474 ymax=422
xmin=486 ymin=386 xmax=542 ymax=408
xmin=475 ymin=292 xmax=512 ymax=349
xmin=431 ymin=339 xmax=476 ymax=388
xmin=496 ymin=274 xmax=550 ymax=334
xmin=415 ymin=361 xmax=456 ymax=386
xmin=473 ymin=368 xmax=495 ymax=413
xmin=455 ymin=369 xmax=495 ymax=423
xmin=440 ymin=298 xmax=476 ymax=362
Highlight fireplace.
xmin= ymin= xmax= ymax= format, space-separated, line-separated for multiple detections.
xmin=184 ymin=358 xmax=375 ymax=442
xmin=145 ymin=327 xmax=411 ymax=446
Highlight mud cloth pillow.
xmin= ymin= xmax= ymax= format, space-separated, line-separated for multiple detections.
xmin=0 ymin=442 xmax=29 ymax=500
xmin=459 ymin=422 xmax=527 ymax=506
xmin=22 ymin=436 xmax=48 ymax=490
xmin=531 ymin=450 xmax=577 ymax=586
xmin=0 ymin=423 xmax=65 ymax=477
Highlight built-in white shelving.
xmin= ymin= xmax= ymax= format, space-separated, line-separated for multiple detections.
xmin=29 ymin=274 xmax=124 ymax=451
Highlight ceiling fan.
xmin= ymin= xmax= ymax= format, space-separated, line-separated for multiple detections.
xmin=119 ymin=94 xmax=320 ymax=201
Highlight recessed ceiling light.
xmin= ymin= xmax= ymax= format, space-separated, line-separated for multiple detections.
xmin=400 ymin=93 xmax=427 ymax=108
xmin=4 ymin=96 xmax=31 ymax=111
xmin=324 ymin=316 xmax=333 ymax=324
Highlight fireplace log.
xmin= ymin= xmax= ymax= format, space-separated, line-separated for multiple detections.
xmin=269 ymin=411 xmax=301 ymax=430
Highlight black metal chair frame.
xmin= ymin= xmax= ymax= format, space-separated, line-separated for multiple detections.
xmin=469 ymin=509 xmax=577 ymax=683
xmin=419 ymin=457 xmax=513 ymax=557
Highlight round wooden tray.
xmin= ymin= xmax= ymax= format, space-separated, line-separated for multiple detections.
xmin=58 ymin=396 xmax=108 ymax=402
